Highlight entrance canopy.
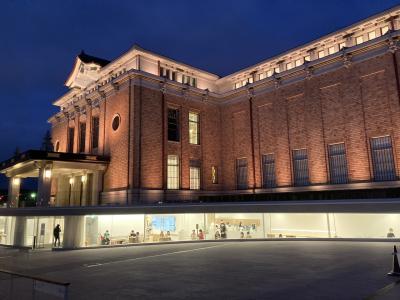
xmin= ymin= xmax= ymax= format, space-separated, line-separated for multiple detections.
xmin=0 ymin=150 xmax=109 ymax=208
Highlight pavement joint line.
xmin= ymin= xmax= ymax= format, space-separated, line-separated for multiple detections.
xmin=364 ymin=279 xmax=400 ymax=300
xmin=83 ymin=243 xmax=228 ymax=268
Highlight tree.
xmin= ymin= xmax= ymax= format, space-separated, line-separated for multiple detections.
xmin=41 ymin=130 xmax=53 ymax=151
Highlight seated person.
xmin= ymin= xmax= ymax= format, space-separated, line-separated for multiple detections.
xmin=129 ymin=230 xmax=136 ymax=243
xmin=103 ymin=230 xmax=110 ymax=245
xmin=246 ymin=231 xmax=252 ymax=239
xmin=135 ymin=232 xmax=140 ymax=243
xmin=166 ymin=231 xmax=172 ymax=241
xmin=159 ymin=231 xmax=165 ymax=241
xmin=240 ymin=232 xmax=245 ymax=239
xmin=215 ymin=230 xmax=221 ymax=240
xmin=191 ymin=230 xmax=197 ymax=240
xmin=198 ymin=229 xmax=205 ymax=240
xmin=387 ymin=228 xmax=396 ymax=238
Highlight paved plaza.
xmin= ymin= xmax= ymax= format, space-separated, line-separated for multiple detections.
xmin=1 ymin=241 xmax=400 ymax=299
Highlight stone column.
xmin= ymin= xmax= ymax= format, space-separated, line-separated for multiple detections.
xmin=62 ymin=216 xmax=85 ymax=248
xmin=91 ymin=171 xmax=103 ymax=206
xmin=13 ymin=216 xmax=26 ymax=247
xmin=37 ymin=163 xmax=53 ymax=207
xmin=8 ymin=177 xmax=21 ymax=208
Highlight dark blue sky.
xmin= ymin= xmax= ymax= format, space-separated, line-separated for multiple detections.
xmin=0 ymin=0 xmax=399 ymax=188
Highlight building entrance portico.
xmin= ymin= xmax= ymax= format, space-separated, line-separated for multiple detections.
xmin=0 ymin=150 xmax=109 ymax=208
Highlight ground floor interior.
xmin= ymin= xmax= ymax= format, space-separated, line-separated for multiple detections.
xmin=1 ymin=212 xmax=399 ymax=248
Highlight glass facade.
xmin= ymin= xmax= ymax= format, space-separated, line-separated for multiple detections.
xmin=1 ymin=212 xmax=400 ymax=248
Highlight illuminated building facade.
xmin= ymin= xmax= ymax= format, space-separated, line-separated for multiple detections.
xmin=1 ymin=6 xmax=400 ymax=248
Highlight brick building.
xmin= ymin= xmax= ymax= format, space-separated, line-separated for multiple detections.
xmin=2 ymin=6 xmax=400 ymax=249
xmin=3 ymin=5 xmax=400 ymax=207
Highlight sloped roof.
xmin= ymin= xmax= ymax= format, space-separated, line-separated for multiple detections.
xmin=77 ymin=50 xmax=110 ymax=67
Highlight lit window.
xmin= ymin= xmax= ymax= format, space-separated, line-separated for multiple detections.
xmin=168 ymin=108 xmax=179 ymax=142
xmin=242 ymin=79 xmax=248 ymax=86
xmin=327 ymin=143 xmax=348 ymax=184
xmin=318 ymin=50 xmax=325 ymax=59
xmin=304 ymin=55 xmax=311 ymax=62
xmin=339 ymin=42 xmax=346 ymax=50
xmin=381 ymin=25 xmax=390 ymax=35
xmin=211 ymin=166 xmax=218 ymax=184
xmin=167 ymin=155 xmax=179 ymax=189
xmin=286 ymin=62 xmax=293 ymax=70
xmin=370 ymin=136 xmax=396 ymax=181
xmin=189 ymin=160 xmax=201 ymax=190
xmin=189 ymin=112 xmax=199 ymax=145
xmin=355 ymin=35 xmax=363 ymax=45
xmin=235 ymin=82 xmax=242 ymax=89
xmin=328 ymin=46 xmax=336 ymax=55
xmin=274 ymin=67 xmax=280 ymax=74
xmin=368 ymin=30 xmax=376 ymax=40
xmin=295 ymin=59 xmax=303 ymax=67
xmin=266 ymin=70 xmax=273 ymax=77
xmin=258 ymin=73 xmax=266 ymax=80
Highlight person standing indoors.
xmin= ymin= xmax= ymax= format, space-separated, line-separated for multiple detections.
xmin=53 ymin=224 xmax=61 ymax=247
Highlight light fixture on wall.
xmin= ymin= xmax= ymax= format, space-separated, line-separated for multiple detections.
xmin=69 ymin=177 xmax=74 ymax=185
xmin=81 ymin=175 xmax=87 ymax=183
xmin=13 ymin=178 xmax=21 ymax=185
xmin=44 ymin=169 xmax=52 ymax=179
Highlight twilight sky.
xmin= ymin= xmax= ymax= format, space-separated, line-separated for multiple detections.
xmin=0 ymin=0 xmax=399 ymax=188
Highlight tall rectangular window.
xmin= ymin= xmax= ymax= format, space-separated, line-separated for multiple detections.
xmin=262 ymin=154 xmax=276 ymax=188
xmin=339 ymin=42 xmax=346 ymax=50
xmin=328 ymin=143 xmax=348 ymax=184
xmin=167 ymin=155 xmax=179 ymax=189
xmin=189 ymin=112 xmax=199 ymax=145
xmin=68 ymin=127 xmax=74 ymax=153
xmin=292 ymin=149 xmax=310 ymax=186
xmin=91 ymin=116 xmax=100 ymax=151
xmin=368 ymin=30 xmax=376 ymax=40
xmin=370 ymin=136 xmax=397 ymax=181
xmin=381 ymin=25 xmax=389 ymax=35
xmin=355 ymin=35 xmax=363 ymax=45
xmin=79 ymin=122 xmax=86 ymax=153
xmin=236 ymin=158 xmax=248 ymax=190
xmin=318 ymin=50 xmax=325 ymax=59
xmin=211 ymin=166 xmax=218 ymax=184
xmin=328 ymin=46 xmax=336 ymax=55
xmin=168 ymin=108 xmax=180 ymax=142
xmin=189 ymin=160 xmax=201 ymax=190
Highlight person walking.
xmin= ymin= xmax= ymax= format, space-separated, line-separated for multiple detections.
xmin=53 ymin=224 xmax=61 ymax=247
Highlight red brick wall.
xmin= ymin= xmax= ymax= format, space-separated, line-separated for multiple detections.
xmin=50 ymin=50 xmax=400 ymax=201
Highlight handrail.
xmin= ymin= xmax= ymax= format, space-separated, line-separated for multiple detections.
xmin=0 ymin=268 xmax=70 ymax=286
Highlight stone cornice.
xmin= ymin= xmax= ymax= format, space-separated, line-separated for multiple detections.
xmin=49 ymin=32 xmax=400 ymax=124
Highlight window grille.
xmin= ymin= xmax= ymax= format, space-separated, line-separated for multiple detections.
xmin=236 ymin=158 xmax=248 ymax=190
xmin=328 ymin=143 xmax=348 ymax=184
xmin=370 ymin=136 xmax=396 ymax=181
xmin=292 ymin=149 xmax=310 ymax=186
xmin=262 ymin=154 xmax=276 ymax=188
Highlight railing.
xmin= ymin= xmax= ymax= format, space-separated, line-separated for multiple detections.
xmin=0 ymin=269 xmax=70 ymax=299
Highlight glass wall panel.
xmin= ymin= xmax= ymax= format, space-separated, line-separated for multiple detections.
xmin=266 ymin=213 xmax=329 ymax=238
xmin=144 ymin=214 xmax=205 ymax=242
xmin=213 ymin=213 xmax=264 ymax=239
xmin=332 ymin=213 xmax=400 ymax=238
xmin=85 ymin=214 xmax=145 ymax=246
xmin=0 ymin=217 xmax=14 ymax=245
